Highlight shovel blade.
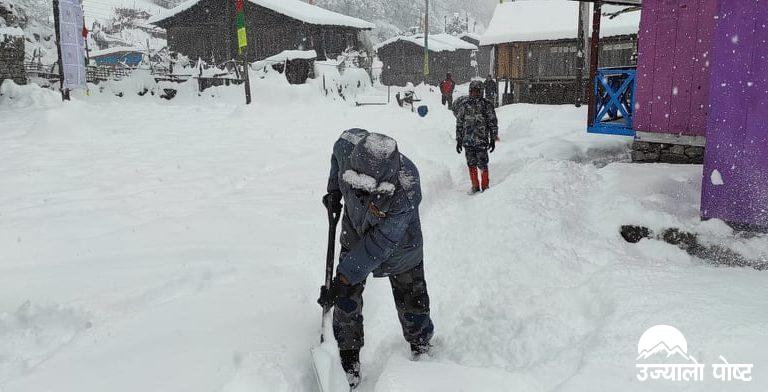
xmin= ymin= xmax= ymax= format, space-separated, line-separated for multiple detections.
xmin=311 ymin=344 xmax=351 ymax=392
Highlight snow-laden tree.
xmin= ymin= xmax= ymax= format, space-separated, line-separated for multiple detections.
xmin=316 ymin=0 xmax=496 ymax=43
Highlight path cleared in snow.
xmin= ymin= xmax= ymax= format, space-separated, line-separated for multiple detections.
xmin=1 ymin=81 xmax=767 ymax=392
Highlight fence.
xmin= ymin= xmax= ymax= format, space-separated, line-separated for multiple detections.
xmin=25 ymin=62 xmax=138 ymax=84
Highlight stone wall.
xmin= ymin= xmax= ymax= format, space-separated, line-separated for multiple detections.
xmin=631 ymin=141 xmax=705 ymax=164
xmin=0 ymin=34 xmax=26 ymax=87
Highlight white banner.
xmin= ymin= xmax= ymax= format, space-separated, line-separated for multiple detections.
xmin=58 ymin=0 xmax=87 ymax=90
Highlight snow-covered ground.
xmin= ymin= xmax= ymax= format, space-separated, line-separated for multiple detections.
xmin=1 ymin=79 xmax=767 ymax=392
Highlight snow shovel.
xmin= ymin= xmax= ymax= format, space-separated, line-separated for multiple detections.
xmin=311 ymin=205 xmax=351 ymax=392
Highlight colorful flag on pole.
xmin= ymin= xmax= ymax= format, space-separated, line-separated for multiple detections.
xmin=236 ymin=0 xmax=247 ymax=54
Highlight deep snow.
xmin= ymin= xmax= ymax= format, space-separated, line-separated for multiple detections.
xmin=1 ymin=78 xmax=767 ymax=392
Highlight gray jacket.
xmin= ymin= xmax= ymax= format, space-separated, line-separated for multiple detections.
xmin=327 ymin=129 xmax=423 ymax=285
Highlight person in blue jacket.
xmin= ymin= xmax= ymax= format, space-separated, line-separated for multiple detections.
xmin=318 ymin=129 xmax=434 ymax=387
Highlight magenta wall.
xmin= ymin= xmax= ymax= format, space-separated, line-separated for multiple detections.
xmin=633 ymin=0 xmax=717 ymax=137
xmin=701 ymin=0 xmax=768 ymax=227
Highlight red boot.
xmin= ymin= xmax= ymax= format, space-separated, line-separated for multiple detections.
xmin=481 ymin=169 xmax=490 ymax=191
xmin=468 ymin=167 xmax=480 ymax=193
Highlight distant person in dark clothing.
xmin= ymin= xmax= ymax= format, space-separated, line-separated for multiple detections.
xmin=484 ymin=74 xmax=498 ymax=108
xmin=454 ymin=80 xmax=499 ymax=193
xmin=440 ymin=73 xmax=456 ymax=110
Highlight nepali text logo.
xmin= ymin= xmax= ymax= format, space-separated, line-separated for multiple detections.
xmin=635 ymin=325 xmax=753 ymax=382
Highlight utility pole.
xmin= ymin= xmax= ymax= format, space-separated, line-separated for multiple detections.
xmin=587 ymin=0 xmax=602 ymax=125
xmin=423 ymin=0 xmax=429 ymax=81
xmin=575 ymin=1 xmax=590 ymax=107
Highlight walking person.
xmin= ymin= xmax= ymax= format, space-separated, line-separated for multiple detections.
xmin=484 ymin=74 xmax=499 ymax=108
xmin=318 ymin=129 xmax=435 ymax=388
xmin=454 ymin=81 xmax=499 ymax=193
xmin=440 ymin=73 xmax=456 ymax=110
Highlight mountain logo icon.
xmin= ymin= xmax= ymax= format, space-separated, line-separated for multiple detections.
xmin=636 ymin=325 xmax=697 ymax=363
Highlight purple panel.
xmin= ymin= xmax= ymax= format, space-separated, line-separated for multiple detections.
xmin=702 ymin=0 xmax=768 ymax=227
xmin=648 ymin=0 xmax=679 ymax=133
xmin=634 ymin=0 xmax=660 ymax=131
xmin=633 ymin=0 xmax=718 ymax=136
xmin=668 ymin=0 xmax=699 ymax=135
xmin=689 ymin=0 xmax=717 ymax=136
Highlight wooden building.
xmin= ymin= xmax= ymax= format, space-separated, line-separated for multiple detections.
xmin=147 ymin=0 xmax=374 ymax=64
xmin=480 ymin=0 xmax=640 ymax=105
xmin=377 ymin=33 xmax=477 ymax=87
xmin=0 ymin=28 xmax=26 ymax=87
xmin=458 ymin=33 xmax=491 ymax=78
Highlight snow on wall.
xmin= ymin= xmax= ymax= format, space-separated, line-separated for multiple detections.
xmin=479 ymin=0 xmax=640 ymax=46
xmin=251 ymin=49 xmax=317 ymax=70
xmin=147 ymin=0 xmax=375 ymax=29
xmin=313 ymin=59 xmax=372 ymax=101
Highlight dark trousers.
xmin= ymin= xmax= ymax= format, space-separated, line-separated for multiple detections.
xmin=333 ymin=262 xmax=434 ymax=351
xmin=442 ymin=94 xmax=453 ymax=110
xmin=464 ymin=147 xmax=489 ymax=170
xmin=486 ymin=93 xmax=499 ymax=107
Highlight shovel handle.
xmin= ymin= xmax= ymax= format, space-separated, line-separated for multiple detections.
xmin=320 ymin=206 xmax=341 ymax=343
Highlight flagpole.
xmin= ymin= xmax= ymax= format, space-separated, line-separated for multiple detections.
xmin=423 ymin=0 xmax=429 ymax=82
xmin=235 ymin=0 xmax=251 ymax=104
xmin=52 ymin=0 xmax=70 ymax=100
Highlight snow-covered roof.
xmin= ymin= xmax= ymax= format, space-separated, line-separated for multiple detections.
xmin=376 ymin=33 xmax=478 ymax=52
xmin=458 ymin=32 xmax=481 ymax=42
xmin=480 ymin=0 xmax=640 ymax=46
xmin=0 ymin=26 xmax=24 ymax=40
xmin=251 ymin=49 xmax=316 ymax=68
xmin=89 ymin=46 xmax=144 ymax=58
xmin=147 ymin=0 xmax=375 ymax=29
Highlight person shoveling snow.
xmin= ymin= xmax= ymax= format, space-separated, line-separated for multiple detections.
xmin=453 ymin=80 xmax=499 ymax=194
xmin=317 ymin=129 xmax=435 ymax=389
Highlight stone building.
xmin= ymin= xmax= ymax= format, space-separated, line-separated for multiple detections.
xmin=0 ymin=28 xmax=27 ymax=87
